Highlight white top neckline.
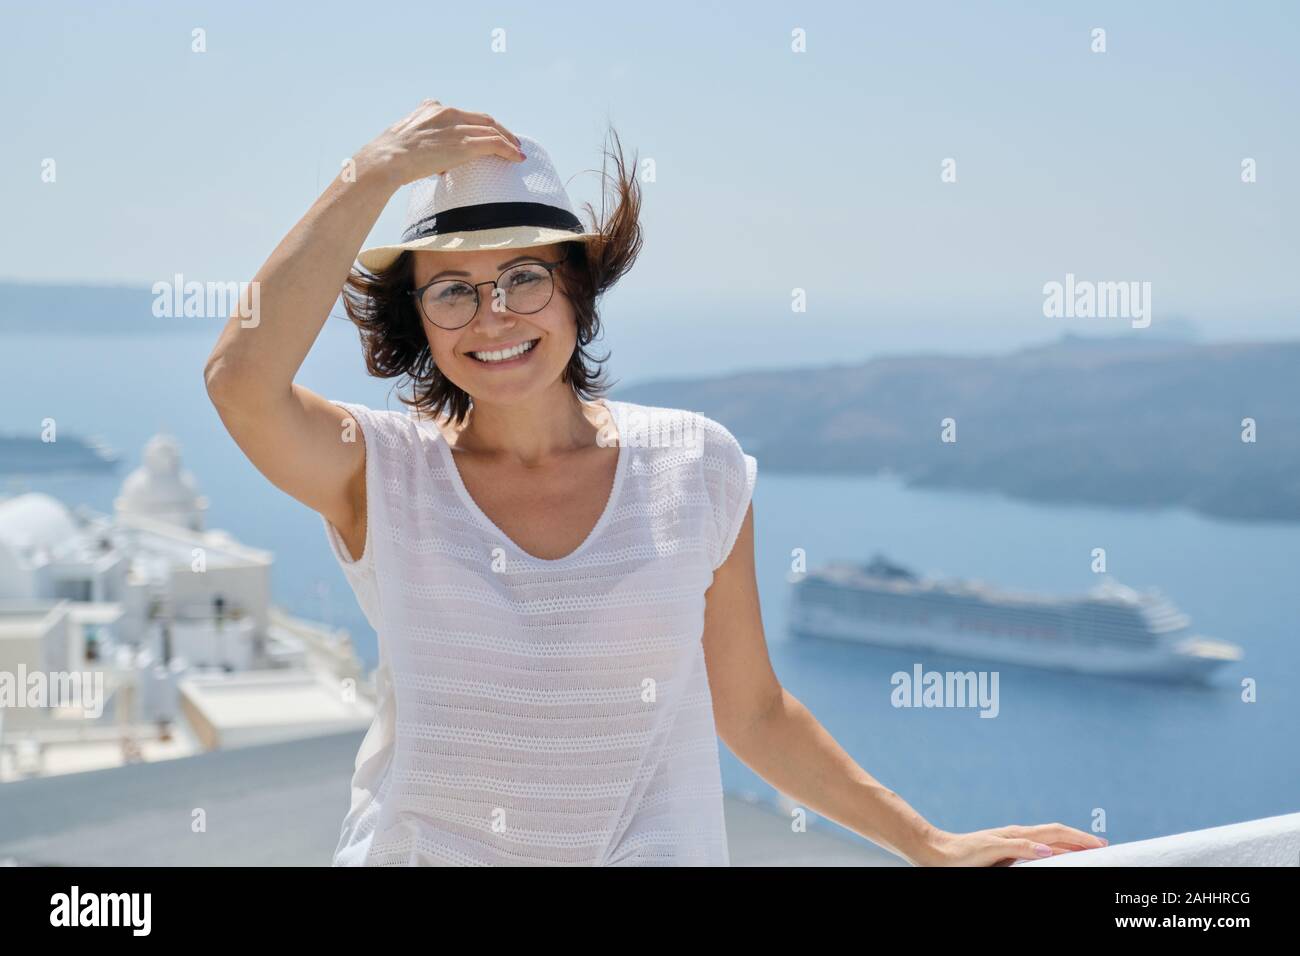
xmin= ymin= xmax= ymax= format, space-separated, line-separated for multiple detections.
xmin=418 ymin=397 xmax=627 ymax=566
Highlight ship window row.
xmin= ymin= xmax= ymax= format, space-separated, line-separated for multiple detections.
xmin=806 ymin=584 xmax=1155 ymax=643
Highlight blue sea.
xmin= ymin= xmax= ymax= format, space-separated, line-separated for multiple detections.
xmin=3 ymin=322 xmax=1296 ymax=851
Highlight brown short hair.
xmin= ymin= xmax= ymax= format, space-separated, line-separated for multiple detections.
xmin=341 ymin=125 xmax=643 ymax=427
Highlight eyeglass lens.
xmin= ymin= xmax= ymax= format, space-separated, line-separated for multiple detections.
xmin=419 ymin=263 xmax=554 ymax=329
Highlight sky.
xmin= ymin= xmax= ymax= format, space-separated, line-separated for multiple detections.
xmin=1 ymin=0 xmax=1297 ymax=370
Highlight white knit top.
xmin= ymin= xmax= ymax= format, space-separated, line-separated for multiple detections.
xmin=320 ymin=397 xmax=757 ymax=866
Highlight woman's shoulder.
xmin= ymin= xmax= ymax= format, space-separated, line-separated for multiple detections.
xmin=327 ymin=398 xmax=452 ymax=432
xmin=608 ymin=398 xmax=757 ymax=570
xmin=325 ymin=398 xmax=416 ymax=426
xmin=605 ymin=398 xmax=749 ymax=460
xmin=323 ymin=398 xmax=442 ymax=459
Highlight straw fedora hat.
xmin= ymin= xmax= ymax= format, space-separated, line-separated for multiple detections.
xmin=356 ymin=133 xmax=601 ymax=273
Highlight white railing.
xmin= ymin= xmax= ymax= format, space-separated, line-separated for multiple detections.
xmin=1016 ymin=811 xmax=1300 ymax=866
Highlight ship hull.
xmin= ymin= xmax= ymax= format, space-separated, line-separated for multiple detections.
xmin=788 ymin=603 xmax=1231 ymax=683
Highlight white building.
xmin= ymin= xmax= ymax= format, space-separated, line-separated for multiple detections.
xmin=0 ymin=432 xmax=374 ymax=781
xmin=114 ymin=432 xmax=209 ymax=531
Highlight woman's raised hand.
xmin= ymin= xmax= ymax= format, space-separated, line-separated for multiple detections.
xmin=357 ymin=100 xmax=526 ymax=190
xmin=206 ymin=99 xmax=523 ymax=548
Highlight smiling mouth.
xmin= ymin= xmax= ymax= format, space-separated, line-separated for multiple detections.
xmin=468 ymin=338 xmax=540 ymax=364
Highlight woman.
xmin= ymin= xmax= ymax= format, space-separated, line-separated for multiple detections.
xmin=204 ymin=100 xmax=1107 ymax=866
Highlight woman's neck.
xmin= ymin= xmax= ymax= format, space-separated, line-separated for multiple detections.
xmin=435 ymin=389 xmax=616 ymax=466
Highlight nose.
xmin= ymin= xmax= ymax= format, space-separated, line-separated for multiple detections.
xmin=468 ymin=284 xmax=518 ymax=332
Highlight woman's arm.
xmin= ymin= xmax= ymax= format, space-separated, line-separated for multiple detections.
xmin=203 ymin=101 xmax=524 ymax=556
xmin=702 ymin=505 xmax=1108 ymax=866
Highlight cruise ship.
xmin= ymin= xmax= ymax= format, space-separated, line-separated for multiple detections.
xmin=788 ymin=555 xmax=1242 ymax=682
xmin=0 ymin=432 xmax=120 ymax=474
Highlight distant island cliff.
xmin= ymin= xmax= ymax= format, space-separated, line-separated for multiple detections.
xmin=612 ymin=335 xmax=1300 ymax=522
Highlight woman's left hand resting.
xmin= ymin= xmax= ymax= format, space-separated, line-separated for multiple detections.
xmin=915 ymin=823 xmax=1108 ymax=866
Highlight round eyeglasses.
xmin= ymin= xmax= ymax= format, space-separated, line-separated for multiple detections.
xmin=408 ymin=258 xmax=566 ymax=330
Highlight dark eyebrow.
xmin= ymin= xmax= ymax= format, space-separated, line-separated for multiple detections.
xmin=429 ymin=255 xmax=545 ymax=281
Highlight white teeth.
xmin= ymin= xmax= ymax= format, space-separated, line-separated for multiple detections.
xmin=471 ymin=339 xmax=538 ymax=363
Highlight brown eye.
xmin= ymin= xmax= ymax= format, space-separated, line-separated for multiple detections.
xmin=434 ymin=283 xmax=472 ymax=301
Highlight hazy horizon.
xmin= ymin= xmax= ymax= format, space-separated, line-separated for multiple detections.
xmin=2 ymin=0 xmax=1297 ymax=368
xmin=1 ymin=276 xmax=1294 ymax=390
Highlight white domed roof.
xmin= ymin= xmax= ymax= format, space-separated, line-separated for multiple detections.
xmin=0 ymin=492 xmax=79 ymax=561
xmin=115 ymin=433 xmax=207 ymax=526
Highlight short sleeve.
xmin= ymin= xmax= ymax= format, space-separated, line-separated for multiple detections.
xmin=702 ymin=417 xmax=758 ymax=571
xmin=320 ymin=401 xmax=381 ymax=623
xmin=317 ymin=398 xmax=417 ymax=637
